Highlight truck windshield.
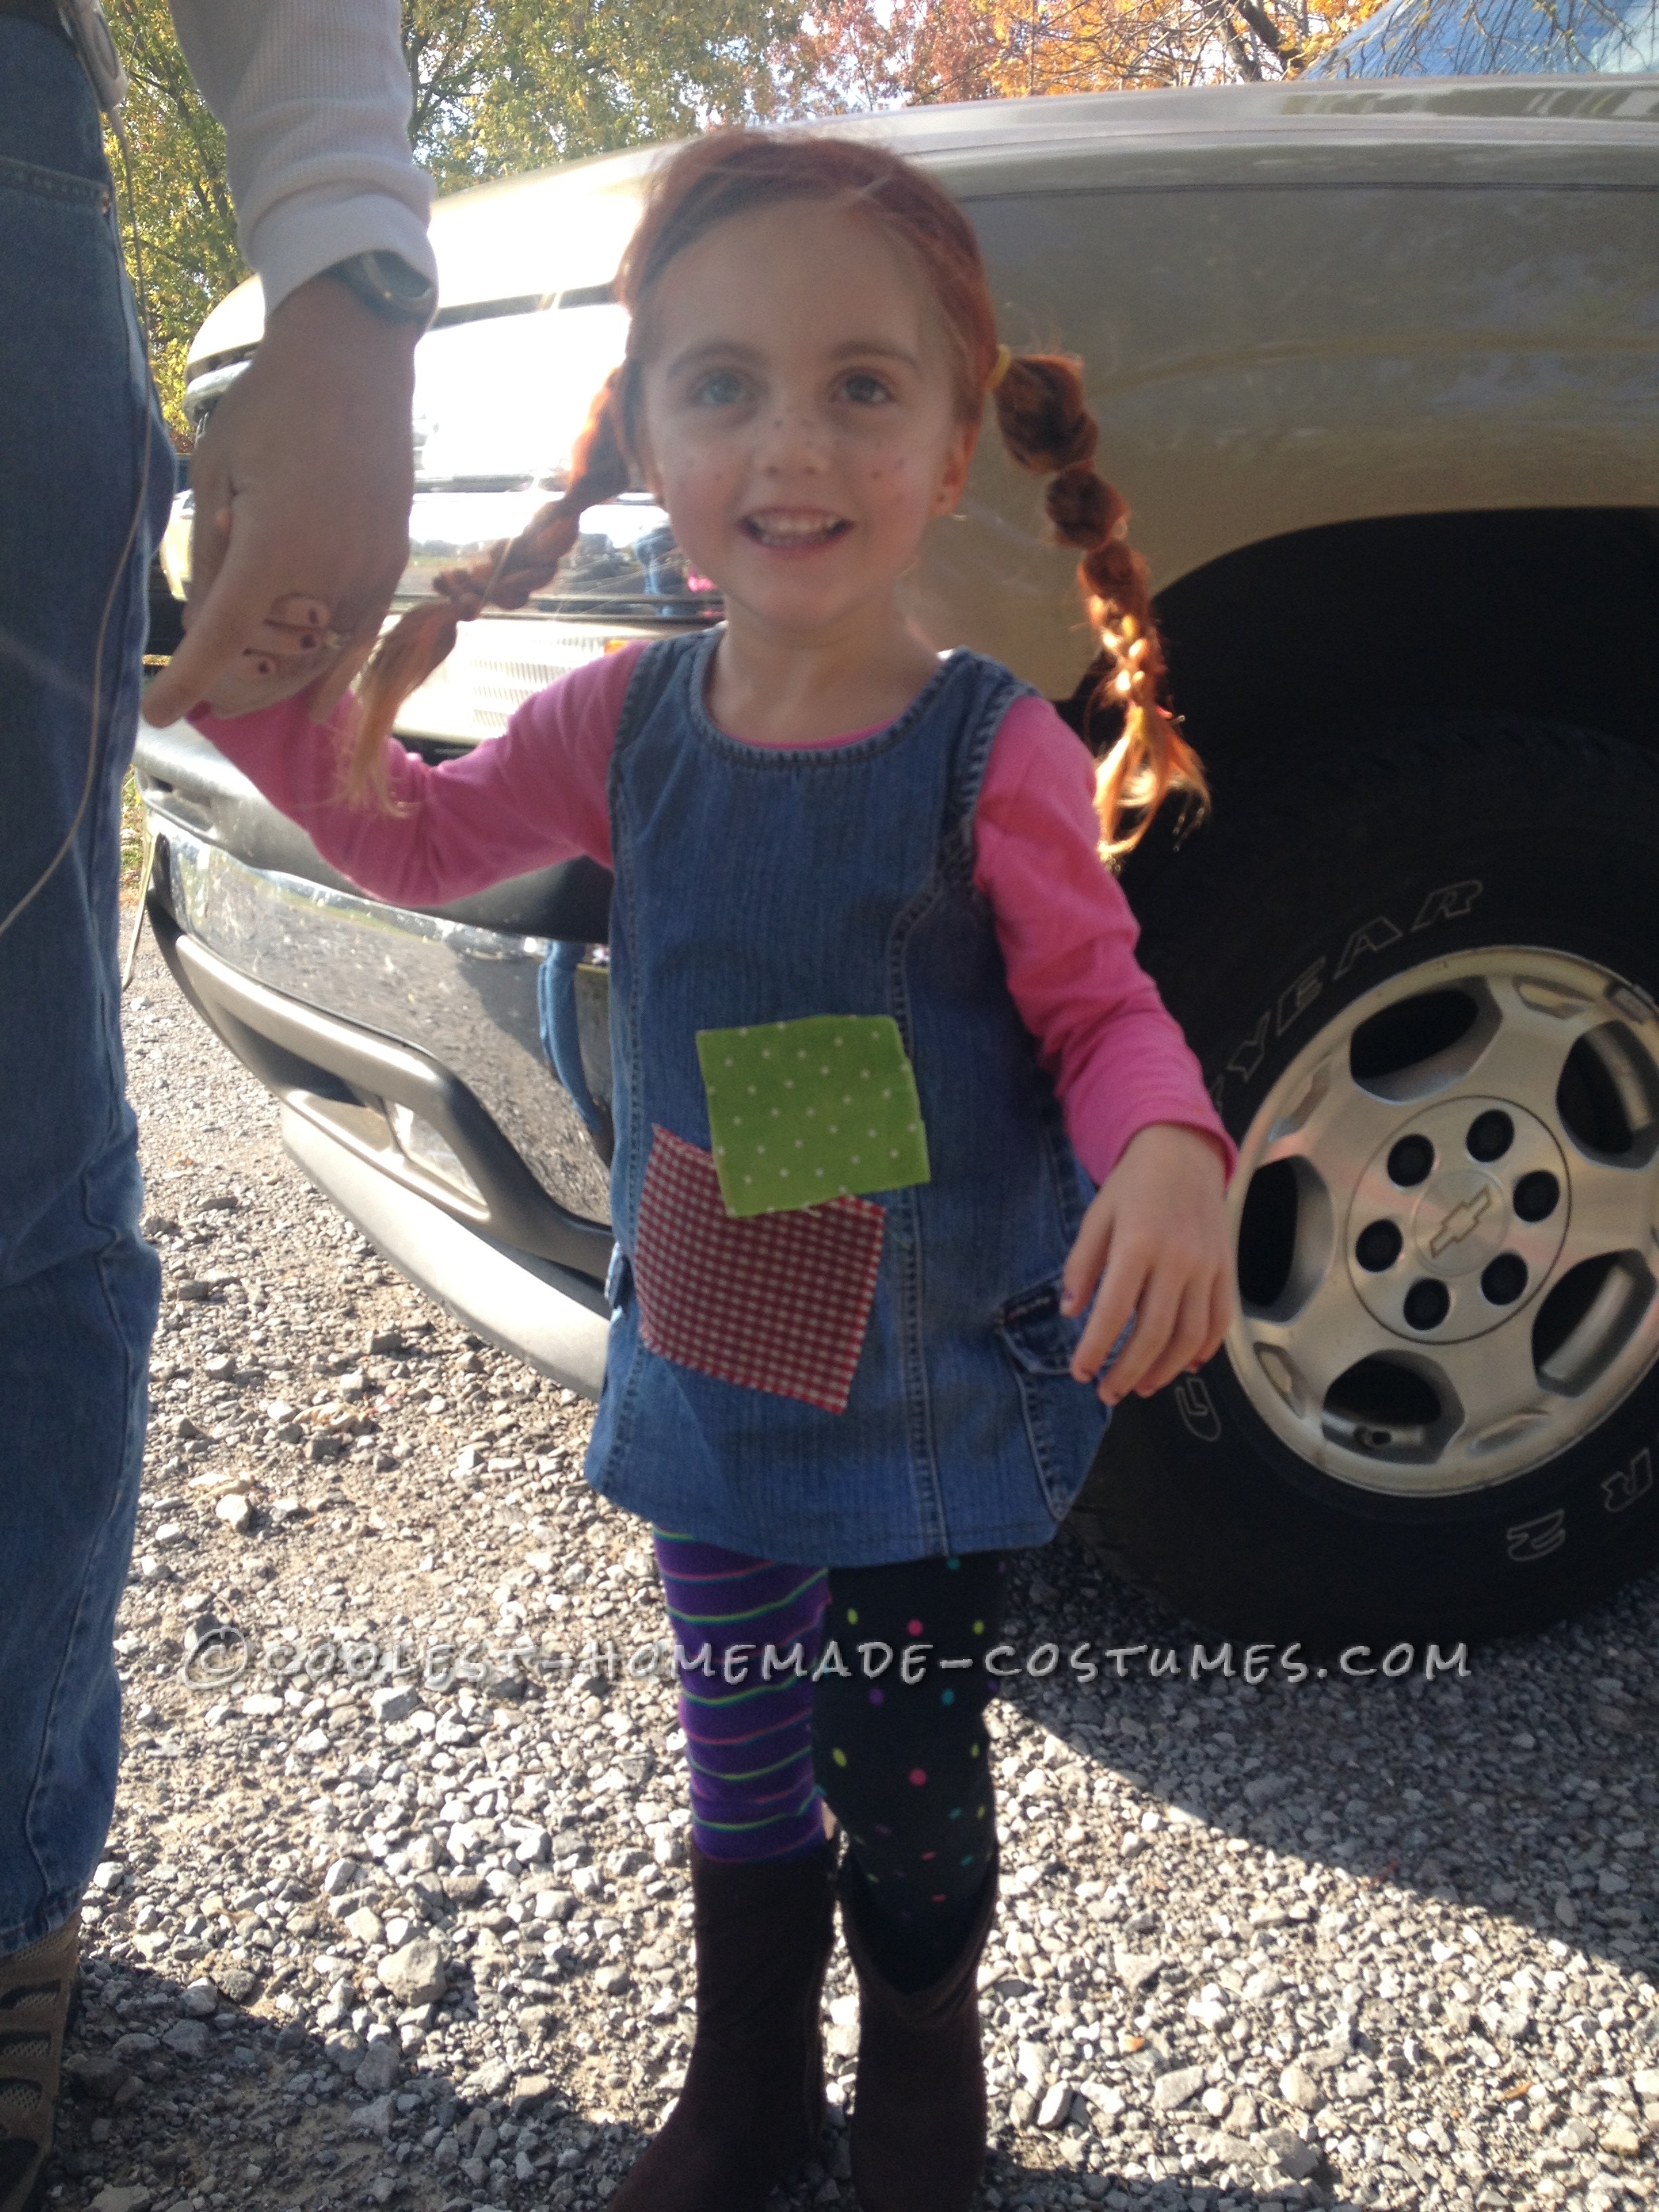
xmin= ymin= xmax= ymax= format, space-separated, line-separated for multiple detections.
xmin=408 ymin=297 xmax=717 ymax=620
xmin=412 ymin=299 xmax=627 ymax=490
xmin=1309 ymin=0 xmax=1658 ymax=73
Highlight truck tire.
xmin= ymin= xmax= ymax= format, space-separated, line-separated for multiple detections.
xmin=1068 ymin=719 xmax=1659 ymax=1650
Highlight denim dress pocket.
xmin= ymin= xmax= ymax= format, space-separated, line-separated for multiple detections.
xmin=996 ymin=1279 xmax=1109 ymax=1520
xmin=632 ymin=1127 xmax=885 ymax=1415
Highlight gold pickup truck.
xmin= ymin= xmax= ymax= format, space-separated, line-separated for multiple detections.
xmin=138 ymin=4 xmax=1659 ymax=1649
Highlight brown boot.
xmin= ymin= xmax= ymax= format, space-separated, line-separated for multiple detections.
xmin=609 ymin=1841 xmax=837 ymax=2212
xmin=0 ymin=1912 xmax=81 ymax=2212
xmin=839 ymin=1858 xmax=998 ymax=2212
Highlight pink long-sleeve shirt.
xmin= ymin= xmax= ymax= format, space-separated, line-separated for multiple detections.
xmin=196 ymin=643 xmax=1232 ymax=1187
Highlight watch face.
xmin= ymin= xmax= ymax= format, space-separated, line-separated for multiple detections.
xmin=349 ymin=252 xmax=435 ymax=323
xmin=371 ymin=253 xmax=431 ymax=302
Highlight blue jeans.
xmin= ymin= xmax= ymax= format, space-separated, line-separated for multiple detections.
xmin=0 ymin=20 xmax=172 ymax=1954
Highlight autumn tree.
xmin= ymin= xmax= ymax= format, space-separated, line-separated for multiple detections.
xmin=404 ymin=0 xmax=800 ymax=193
xmin=107 ymin=0 xmax=242 ymax=437
xmin=781 ymin=0 xmax=1391 ymax=113
xmin=110 ymin=0 xmax=802 ymax=439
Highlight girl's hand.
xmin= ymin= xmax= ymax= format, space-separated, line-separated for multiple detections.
xmin=1061 ymin=1123 xmax=1234 ymax=1406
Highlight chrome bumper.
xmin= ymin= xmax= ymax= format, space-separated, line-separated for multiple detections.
xmin=281 ymin=1107 xmax=609 ymax=1397
xmin=141 ymin=818 xmax=615 ymax=1395
xmin=147 ymin=814 xmax=613 ymax=1230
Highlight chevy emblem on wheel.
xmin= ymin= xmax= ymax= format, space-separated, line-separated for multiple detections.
xmin=1427 ymin=1187 xmax=1494 ymax=1261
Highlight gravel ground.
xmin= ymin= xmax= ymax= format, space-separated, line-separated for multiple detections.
xmin=42 ymin=926 xmax=1659 ymax=2212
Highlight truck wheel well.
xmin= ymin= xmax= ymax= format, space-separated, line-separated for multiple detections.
xmin=1112 ymin=508 xmax=1659 ymax=792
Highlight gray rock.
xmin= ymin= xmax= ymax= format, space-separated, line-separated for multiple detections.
xmin=350 ymin=2091 xmax=395 ymax=2137
xmin=162 ymin=2018 xmax=211 ymax=2060
xmin=378 ymin=1936 xmax=447 ymax=2007
xmin=1115 ymin=1949 xmax=1163 ymax=1994
xmin=1260 ymin=2129 xmax=1322 ymax=2180
xmin=1280 ymin=2062 xmax=1323 ymax=2112
xmin=1016 ymin=2040 xmax=1049 ymax=2091
xmin=1204 ymin=2131 xmax=1258 ymax=2168
xmin=1602 ymin=2118 xmax=1644 ymax=2158
xmin=180 ymin=1978 xmax=219 ymax=2018
xmin=468 ymin=2057 xmax=514 ymax=2099
xmin=1037 ymin=2079 xmax=1077 ymax=2128
xmin=356 ymin=2036 xmax=401 ymax=2093
xmin=371 ymin=1683 xmax=422 ymax=1725
xmin=323 ymin=1856 xmax=371 ymax=1898
xmin=511 ymin=2072 xmax=557 ymax=2114
xmin=1152 ymin=2064 xmax=1206 ymax=2112
xmin=65 ymin=2053 xmax=131 ymax=2102
xmin=214 ymin=1490 xmax=252 ymax=1534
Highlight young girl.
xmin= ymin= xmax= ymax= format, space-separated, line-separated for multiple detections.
xmin=198 ymin=133 xmax=1235 ymax=2212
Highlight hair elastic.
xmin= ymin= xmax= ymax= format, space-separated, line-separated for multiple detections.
xmin=986 ymin=343 xmax=1013 ymax=394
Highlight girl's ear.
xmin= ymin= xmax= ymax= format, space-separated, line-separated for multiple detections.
xmin=933 ymin=419 xmax=979 ymax=517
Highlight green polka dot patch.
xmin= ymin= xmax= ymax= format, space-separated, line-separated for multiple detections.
xmin=697 ymin=1015 xmax=931 ymax=1219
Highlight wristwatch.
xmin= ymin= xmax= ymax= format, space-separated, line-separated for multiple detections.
xmin=319 ymin=250 xmax=438 ymax=331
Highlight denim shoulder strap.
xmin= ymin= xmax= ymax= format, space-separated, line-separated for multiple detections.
xmin=611 ymin=632 xmax=706 ymax=764
xmin=937 ymin=652 xmax=1042 ymax=897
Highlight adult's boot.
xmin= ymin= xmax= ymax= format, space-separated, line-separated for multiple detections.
xmin=609 ymin=1841 xmax=837 ymax=2212
xmin=838 ymin=1857 xmax=998 ymax=2212
xmin=0 ymin=1912 xmax=80 ymax=2212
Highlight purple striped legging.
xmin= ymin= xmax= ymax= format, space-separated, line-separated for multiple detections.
xmin=653 ymin=1530 xmax=1006 ymax=1977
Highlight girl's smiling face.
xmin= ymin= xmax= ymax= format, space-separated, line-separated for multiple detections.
xmin=632 ymin=199 xmax=977 ymax=644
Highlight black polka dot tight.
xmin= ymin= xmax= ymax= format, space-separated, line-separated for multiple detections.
xmin=812 ymin=1551 xmax=1006 ymax=1990
xmin=653 ymin=1534 xmax=1010 ymax=1992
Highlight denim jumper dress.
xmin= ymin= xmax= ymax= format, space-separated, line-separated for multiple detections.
xmin=584 ymin=630 xmax=1109 ymax=1568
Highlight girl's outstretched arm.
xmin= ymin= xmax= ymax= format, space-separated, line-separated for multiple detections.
xmin=1061 ymin=1124 xmax=1233 ymax=1406
xmin=188 ymin=641 xmax=642 ymax=907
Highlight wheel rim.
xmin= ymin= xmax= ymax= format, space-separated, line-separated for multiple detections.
xmin=1225 ymin=946 xmax=1659 ymax=1498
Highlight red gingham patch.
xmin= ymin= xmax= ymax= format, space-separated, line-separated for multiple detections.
xmin=633 ymin=1126 xmax=884 ymax=1415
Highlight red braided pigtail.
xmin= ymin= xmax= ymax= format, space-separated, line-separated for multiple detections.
xmin=990 ymin=354 xmax=1207 ymax=861
xmin=346 ymin=367 xmax=634 ymax=805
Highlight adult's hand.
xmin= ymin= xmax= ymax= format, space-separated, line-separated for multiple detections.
xmin=141 ymin=272 xmax=419 ymax=728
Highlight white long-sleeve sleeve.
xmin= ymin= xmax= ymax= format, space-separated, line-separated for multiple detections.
xmin=165 ymin=0 xmax=436 ymax=314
